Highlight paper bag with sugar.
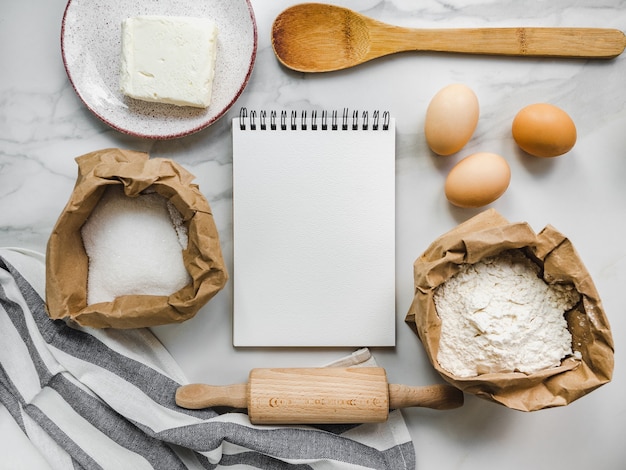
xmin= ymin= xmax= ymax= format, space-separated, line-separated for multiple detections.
xmin=46 ymin=148 xmax=227 ymax=328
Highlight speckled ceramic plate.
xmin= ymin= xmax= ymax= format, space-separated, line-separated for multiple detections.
xmin=61 ymin=0 xmax=257 ymax=140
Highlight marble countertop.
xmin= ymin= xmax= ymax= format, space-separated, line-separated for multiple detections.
xmin=1 ymin=0 xmax=625 ymax=468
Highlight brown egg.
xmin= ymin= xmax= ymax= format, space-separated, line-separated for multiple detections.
xmin=445 ymin=152 xmax=511 ymax=208
xmin=512 ymin=103 xmax=577 ymax=157
xmin=425 ymin=84 xmax=479 ymax=156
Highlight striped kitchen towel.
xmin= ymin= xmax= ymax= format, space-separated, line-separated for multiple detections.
xmin=0 ymin=248 xmax=415 ymax=470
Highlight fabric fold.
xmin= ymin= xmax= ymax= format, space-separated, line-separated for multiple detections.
xmin=0 ymin=248 xmax=415 ymax=470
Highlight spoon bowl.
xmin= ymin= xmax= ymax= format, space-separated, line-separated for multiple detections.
xmin=271 ymin=3 xmax=626 ymax=72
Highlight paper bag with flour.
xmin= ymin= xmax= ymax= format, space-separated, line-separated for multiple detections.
xmin=405 ymin=209 xmax=613 ymax=411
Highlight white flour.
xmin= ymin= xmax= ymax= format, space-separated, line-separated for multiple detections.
xmin=434 ymin=250 xmax=580 ymax=377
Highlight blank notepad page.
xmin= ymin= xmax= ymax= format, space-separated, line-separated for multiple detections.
xmin=232 ymin=109 xmax=396 ymax=347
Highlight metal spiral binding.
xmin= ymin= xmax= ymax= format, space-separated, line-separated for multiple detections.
xmin=238 ymin=108 xmax=390 ymax=131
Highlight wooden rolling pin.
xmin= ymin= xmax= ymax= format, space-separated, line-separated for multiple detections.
xmin=175 ymin=367 xmax=464 ymax=424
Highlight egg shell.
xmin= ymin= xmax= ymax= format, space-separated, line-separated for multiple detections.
xmin=445 ymin=152 xmax=511 ymax=208
xmin=425 ymin=84 xmax=479 ymax=156
xmin=512 ymin=103 xmax=577 ymax=158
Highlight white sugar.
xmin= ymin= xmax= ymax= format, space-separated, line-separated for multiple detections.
xmin=81 ymin=185 xmax=191 ymax=305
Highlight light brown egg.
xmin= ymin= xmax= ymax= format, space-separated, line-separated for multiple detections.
xmin=512 ymin=103 xmax=577 ymax=157
xmin=425 ymin=84 xmax=479 ymax=156
xmin=445 ymin=152 xmax=511 ymax=208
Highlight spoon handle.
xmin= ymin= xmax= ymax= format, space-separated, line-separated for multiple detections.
xmin=377 ymin=27 xmax=625 ymax=58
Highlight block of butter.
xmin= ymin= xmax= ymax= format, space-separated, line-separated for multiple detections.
xmin=120 ymin=16 xmax=218 ymax=108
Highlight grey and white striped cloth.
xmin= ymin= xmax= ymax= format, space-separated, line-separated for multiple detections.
xmin=0 ymin=248 xmax=415 ymax=470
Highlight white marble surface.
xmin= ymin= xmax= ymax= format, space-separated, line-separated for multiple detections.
xmin=1 ymin=0 xmax=626 ymax=468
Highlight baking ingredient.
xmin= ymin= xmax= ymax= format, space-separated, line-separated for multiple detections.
xmin=120 ymin=15 xmax=218 ymax=108
xmin=81 ymin=186 xmax=191 ymax=305
xmin=444 ymin=152 xmax=510 ymax=208
xmin=512 ymin=103 xmax=577 ymax=157
xmin=424 ymin=84 xmax=479 ymax=155
xmin=434 ymin=250 xmax=580 ymax=377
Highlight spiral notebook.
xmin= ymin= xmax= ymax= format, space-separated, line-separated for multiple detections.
xmin=232 ymin=108 xmax=396 ymax=347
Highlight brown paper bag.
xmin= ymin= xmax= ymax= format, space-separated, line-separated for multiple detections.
xmin=45 ymin=148 xmax=228 ymax=328
xmin=405 ymin=209 xmax=614 ymax=411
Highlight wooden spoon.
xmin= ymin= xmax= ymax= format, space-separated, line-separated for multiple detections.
xmin=271 ymin=3 xmax=626 ymax=72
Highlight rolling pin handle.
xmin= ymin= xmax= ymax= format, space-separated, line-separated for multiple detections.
xmin=175 ymin=383 xmax=248 ymax=410
xmin=388 ymin=383 xmax=464 ymax=410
